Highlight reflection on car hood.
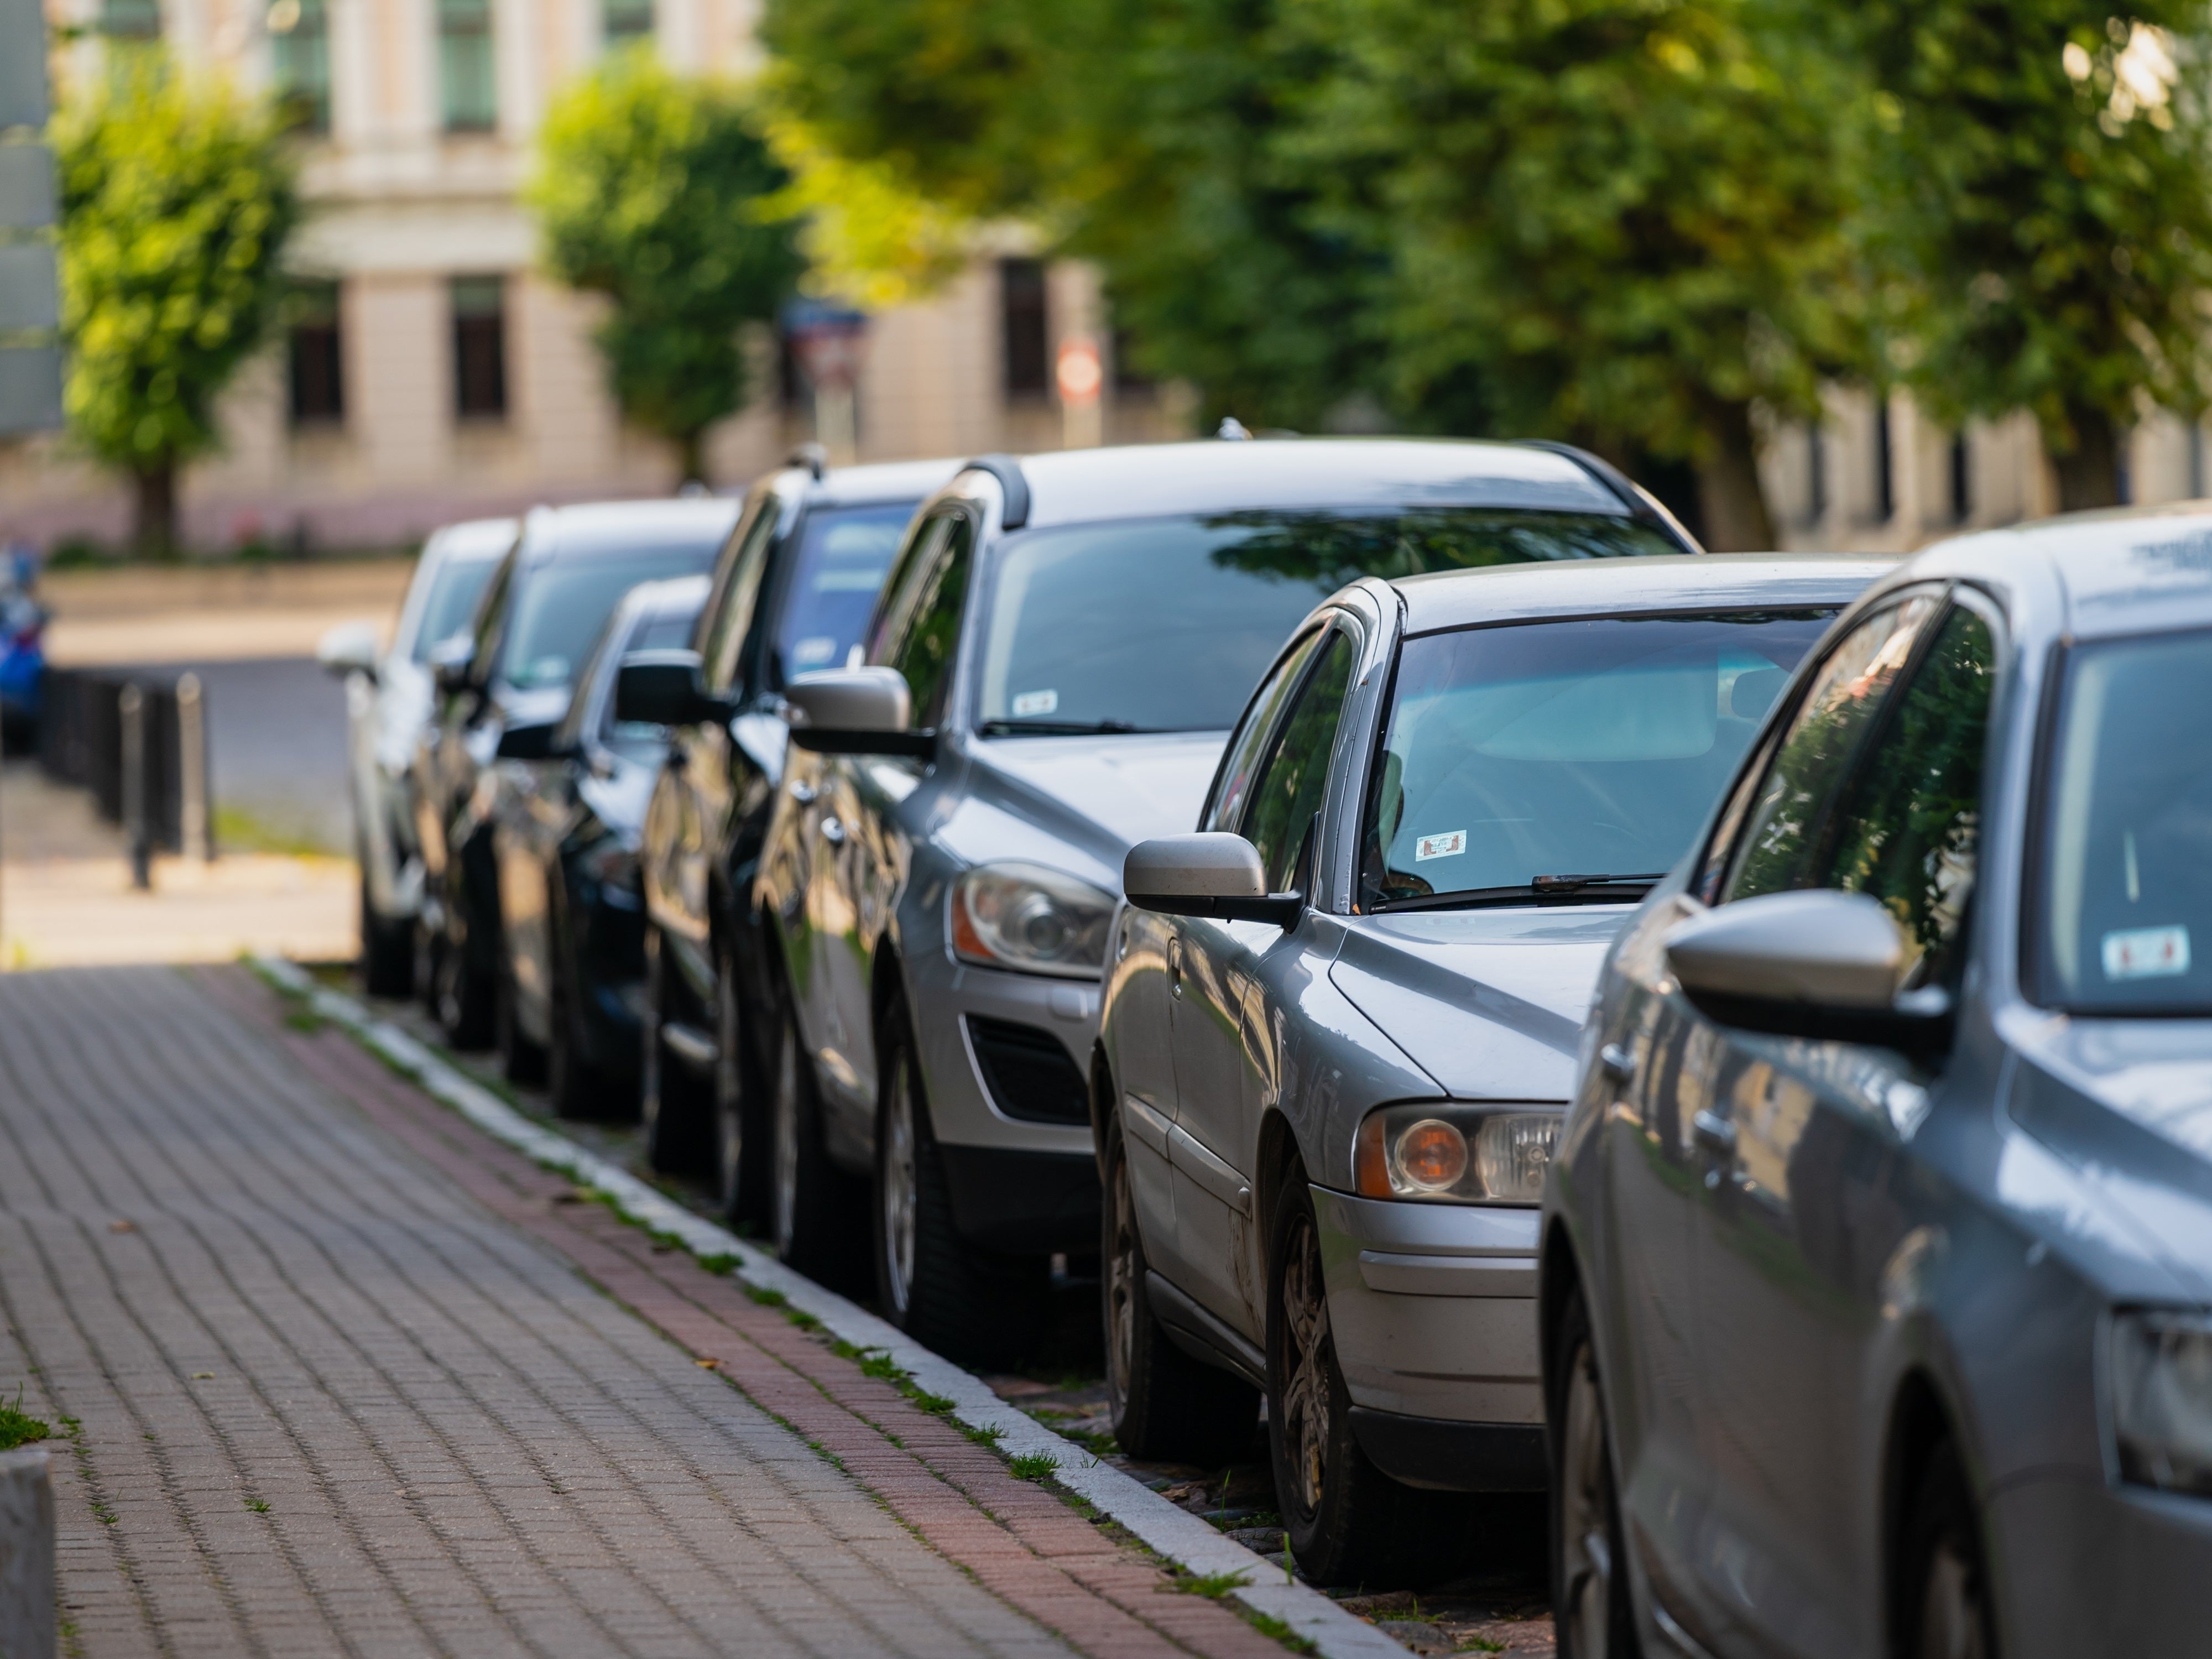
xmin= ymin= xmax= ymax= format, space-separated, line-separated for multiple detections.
xmin=949 ymin=732 xmax=1229 ymax=882
xmin=373 ymin=660 xmax=434 ymax=774
xmin=1331 ymin=909 xmax=1634 ymax=1100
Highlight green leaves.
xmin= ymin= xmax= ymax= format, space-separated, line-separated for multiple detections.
xmin=529 ymin=54 xmax=805 ymax=476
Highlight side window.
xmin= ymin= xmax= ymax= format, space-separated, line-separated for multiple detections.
xmin=1813 ymin=602 xmax=1997 ymax=988
xmin=699 ymin=501 xmax=780 ymax=694
xmin=1242 ymin=631 xmax=1355 ymax=893
xmin=883 ymin=516 xmax=974 ymax=729
xmin=1204 ymin=628 xmax=1326 ymax=832
xmin=866 ymin=515 xmax=951 ymax=667
xmin=468 ymin=553 xmax=517 ymax=682
xmin=1723 ymin=594 xmax=1940 ymax=905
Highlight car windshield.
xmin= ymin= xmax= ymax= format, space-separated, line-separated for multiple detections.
xmin=499 ymin=550 xmax=718 ymax=690
xmin=2038 ymin=626 xmax=2212 ymax=1015
xmin=773 ymin=503 xmax=914 ymax=682
xmin=410 ymin=556 xmax=500 ymax=663
xmin=1363 ymin=610 xmax=1835 ymax=908
xmin=973 ymin=509 xmax=1679 ymax=734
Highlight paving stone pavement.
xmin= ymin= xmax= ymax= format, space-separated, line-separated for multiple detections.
xmin=0 ymin=967 xmax=1284 ymax=1659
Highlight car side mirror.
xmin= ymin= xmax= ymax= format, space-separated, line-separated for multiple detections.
xmin=429 ymin=635 xmax=477 ymax=696
xmin=1124 ymin=833 xmax=1304 ymax=928
xmin=784 ymin=667 xmax=936 ymax=759
xmin=1663 ymin=889 xmax=1954 ymax=1057
xmin=317 ymin=618 xmax=382 ymax=682
xmin=614 ymin=649 xmax=733 ymax=727
xmin=495 ymin=720 xmax=569 ymax=763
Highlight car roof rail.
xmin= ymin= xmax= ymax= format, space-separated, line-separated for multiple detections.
xmin=786 ymin=442 xmax=827 ymax=481
xmin=1517 ymin=440 xmax=1705 ymax=555
xmin=961 ymin=453 xmax=1031 ymax=530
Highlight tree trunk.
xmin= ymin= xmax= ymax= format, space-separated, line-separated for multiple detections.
xmin=132 ymin=461 xmax=180 ymax=560
xmin=676 ymin=430 xmax=708 ymax=489
xmin=1693 ymin=400 xmax=1778 ymax=552
xmin=2049 ymin=405 xmax=2122 ymax=513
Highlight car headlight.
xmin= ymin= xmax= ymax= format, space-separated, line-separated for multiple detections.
xmin=1353 ymin=1103 xmax=1562 ymax=1204
xmin=950 ymin=862 xmax=1115 ymax=980
xmin=2110 ymin=1310 xmax=2212 ymax=1497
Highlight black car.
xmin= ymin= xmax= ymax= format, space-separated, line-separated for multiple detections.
xmin=622 ymin=456 xmax=957 ymax=1218
xmin=416 ymin=497 xmax=740 ymax=1046
xmin=490 ymin=575 xmax=710 ymax=1113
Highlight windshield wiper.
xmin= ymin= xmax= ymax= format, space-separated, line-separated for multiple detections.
xmin=1373 ymin=873 xmax=1664 ymax=914
xmin=977 ymin=718 xmax=1160 ymax=737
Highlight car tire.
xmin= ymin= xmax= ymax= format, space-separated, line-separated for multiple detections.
xmin=434 ymin=868 xmax=496 ymax=1050
xmin=765 ymin=986 xmax=867 ymax=1284
xmin=641 ymin=928 xmax=711 ymax=1174
xmin=1896 ymin=1440 xmax=1995 ymax=1659
xmin=1268 ymin=1178 xmax=1477 ymax=1588
xmin=873 ymin=993 xmax=1047 ymax=1368
xmin=1551 ymin=1282 xmax=1640 ymax=1659
xmin=495 ymin=934 xmax=547 ymax=1086
xmin=710 ymin=934 xmax=773 ymax=1227
xmin=545 ymin=885 xmax=620 ymax=1120
xmin=1101 ymin=1110 xmax=1260 ymax=1463
xmin=358 ymin=869 xmax=413 ymax=999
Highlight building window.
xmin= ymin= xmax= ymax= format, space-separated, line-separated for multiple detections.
xmin=1948 ymin=432 xmax=1971 ymax=524
xmin=439 ymin=0 xmax=497 ymax=133
xmin=1805 ymin=422 xmax=1827 ymax=526
xmin=100 ymin=0 xmax=161 ymax=40
xmin=452 ymin=276 xmax=508 ymax=419
xmin=288 ymin=280 xmax=344 ymax=426
xmin=603 ymin=0 xmax=654 ymax=47
xmin=999 ymin=259 xmax=1048 ymax=397
xmin=270 ymin=0 xmax=331 ymax=134
xmin=1873 ymin=400 xmax=1895 ymax=523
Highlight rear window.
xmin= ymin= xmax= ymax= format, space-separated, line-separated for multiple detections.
xmin=410 ymin=556 xmax=500 ymax=662
xmin=771 ymin=502 xmax=913 ymax=683
xmin=499 ymin=548 xmax=718 ymax=690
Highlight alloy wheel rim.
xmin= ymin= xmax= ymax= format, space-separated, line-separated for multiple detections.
xmin=882 ymin=1056 xmax=918 ymax=1314
xmin=773 ymin=1023 xmax=800 ymax=1253
xmin=1918 ymin=1541 xmax=1986 ymax=1659
xmin=1105 ymin=1152 xmax=1138 ymax=1416
xmin=1558 ymin=1338 xmax=1615 ymax=1659
xmin=1278 ymin=1212 xmax=1331 ymax=1517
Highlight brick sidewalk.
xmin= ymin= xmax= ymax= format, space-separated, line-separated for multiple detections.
xmin=0 ymin=967 xmax=1285 ymax=1659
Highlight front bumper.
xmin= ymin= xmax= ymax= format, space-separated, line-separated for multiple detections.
xmin=1313 ymin=1187 xmax=1542 ymax=1428
xmin=1987 ymin=1472 xmax=2212 ymax=1658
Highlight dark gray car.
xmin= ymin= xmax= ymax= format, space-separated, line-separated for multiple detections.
xmin=1545 ymin=507 xmax=2212 ymax=1659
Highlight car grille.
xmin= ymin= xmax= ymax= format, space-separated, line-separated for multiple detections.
xmin=965 ymin=1015 xmax=1089 ymax=1125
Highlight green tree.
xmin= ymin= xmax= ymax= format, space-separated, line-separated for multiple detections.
xmin=1288 ymin=0 xmax=1867 ymax=549
xmin=531 ymin=54 xmax=805 ymax=484
xmin=1856 ymin=5 xmax=2212 ymax=510
xmin=55 ymin=64 xmax=299 ymax=556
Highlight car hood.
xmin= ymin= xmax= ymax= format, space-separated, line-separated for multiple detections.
xmin=1329 ymin=907 xmax=1636 ymax=1100
xmin=942 ymin=731 xmax=1229 ymax=888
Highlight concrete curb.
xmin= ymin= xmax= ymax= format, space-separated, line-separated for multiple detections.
xmin=250 ymin=957 xmax=1406 ymax=1659
xmin=0 ymin=1448 xmax=55 ymax=1659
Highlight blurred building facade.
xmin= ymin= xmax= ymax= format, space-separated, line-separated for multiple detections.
xmin=6 ymin=0 xmax=1183 ymax=552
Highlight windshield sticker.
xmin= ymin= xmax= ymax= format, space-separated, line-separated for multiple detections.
xmin=2103 ymin=925 xmax=2190 ymax=980
xmin=1012 ymin=688 xmax=1059 ymax=717
xmin=1415 ymin=830 xmax=1467 ymax=862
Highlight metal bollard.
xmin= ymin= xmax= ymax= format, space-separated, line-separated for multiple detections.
xmin=118 ymin=682 xmax=149 ymax=890
xmin=176 ymin=672 xmax=213 ymax=862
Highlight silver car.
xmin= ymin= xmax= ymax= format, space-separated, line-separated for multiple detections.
xmin=752 ymin=439 xmax=1701 ymax=1360
xmin=1105 ymin=554 xmax=1884 ymax=1586
xmin=1545 ymin=510 xmax=2212 ymax=1658
xmin=318 ymin=518 xmax=514 ymax=994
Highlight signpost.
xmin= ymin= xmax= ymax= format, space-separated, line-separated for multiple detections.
xmin=784 ymin=300 xmax=868 ymax=468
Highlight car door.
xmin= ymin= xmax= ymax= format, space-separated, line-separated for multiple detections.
xmin=1170 ymin=625 xmax=1357 ymax=1337
xmin=1678 ymin=589 xmax=2000 ymax=1659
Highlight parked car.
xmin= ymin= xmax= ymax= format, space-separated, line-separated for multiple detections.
xmin=319 ymin=517 xmax=515 ymax=994
xmin=1545 ymin=508 xmax=2212 ymax=1659
xmin=489 ymin=575 xmax=709 ymax=1114
xmin=416 ymin=497 xmax=739 ymax=1045
xmin=1107 ymin=553 xmax=1885 ymax=1585
xmin=717 ymin=439 xmax=1703 ymax=1361
xmin=618 ymin=456 xmax=956 ymax=1213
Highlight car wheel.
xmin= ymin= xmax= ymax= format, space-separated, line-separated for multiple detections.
xmin=711 ymin=937 xmax=773 ymax=1227
xmin=640 ymin=929 xmax=710 ymax=1174
xmin=1101 ymin=1110 xmax=1259 ymax=1463
xmin=358 ymin=868 xmax=413 ymax=999
xmin=763 ymin=990 xmax=867 ymax=1283
xmin=1552 ymin=1283 xmax=1639 ymax=1659
xmin=1268 ymin=1179 xmax=1477 ymax=1587
xmin=873 ymin=994 xmax=1046 ymax=1368
xmin=1897 ymin=1441 xmax=1994 ymax=1659
xmin=495 ymin=937 xmax=547 ymax=1086
xmin=435 ymin=872 xmax=495 ymax=1049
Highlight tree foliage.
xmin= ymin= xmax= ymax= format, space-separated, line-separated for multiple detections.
xmin=531 ymin=54 xmax=805 ymax=482
xmin=1856 ymin=3 xmax=2212 ymax=508
xmin=55 ymin=62 xmax=299 ymax=554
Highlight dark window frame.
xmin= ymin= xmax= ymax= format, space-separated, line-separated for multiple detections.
xmin=999 ymin=258 xmax=1049 ymax=398
xmin=451 ymin=274 xmax=509 ymax=421
xmin=286 ymin=278 xmax=345 ymax=427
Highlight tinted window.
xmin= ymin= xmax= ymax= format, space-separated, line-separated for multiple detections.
xmin=698 ymin=504 xmax=778 ymax=693
xmin=1366 ymin=611 xmax=1834 ymax=907
xmin=1724 ymin=596 xmax=1940 ymax=904
xmin=974 ymin=509 xmax=1678 ymax=736
xmin=771 ymin=502 xmax=913 ymax=685
xmin=881 ymin=517 xmax=973 ymax=729
xmin=1205 ymin=628 xmax=1326 ymax=832
xmin=499 ymin=549 xmax=719 ymax=690
xmin=1244 ymin=632 xmax=1354 ymax=893
xmin=2038 ymin=625 xmax=2212 ymax=1014
xmin=411 ymin=556 xmax=500 ymax=662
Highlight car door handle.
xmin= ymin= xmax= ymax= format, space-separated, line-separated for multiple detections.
xmin=1600 ymin=1042 xmax=1636 ymax=1084
xmin=789 ymin=781 xmax=817 ymax=805
xmin=1167 ymin=936 xmax=1183 ymax=996
xmin=1691 ymin=1109 xmax=1737 ymax=1160
xmin=818 ymin=815 xmax=845 ymax=845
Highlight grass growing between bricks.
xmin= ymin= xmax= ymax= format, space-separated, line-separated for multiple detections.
xmin=0 ymin=1386 xmax=50 ymax=1450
